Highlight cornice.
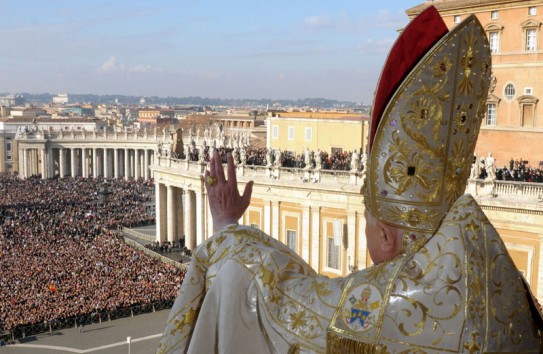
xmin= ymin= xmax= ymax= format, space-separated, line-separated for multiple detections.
xmin=480 ymin=204 xmax=543 ymax=215
xmin=406 ymin=0 xmax=543 ymax=17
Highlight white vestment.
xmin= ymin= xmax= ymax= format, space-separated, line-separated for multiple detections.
xmin=158 ymin=196 xmax=542 ymax=353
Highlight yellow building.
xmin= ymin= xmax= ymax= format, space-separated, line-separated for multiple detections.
xmin=138 ymin=108 xmax=175 ymax=126
xmin=407 ymin=0 xmax=543 ymax=167
xmin=267 ymin=111 xmax=369 ymax=154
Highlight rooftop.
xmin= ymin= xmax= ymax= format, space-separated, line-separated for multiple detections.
xmin=406 ymin=0 xmax=535 ymax=16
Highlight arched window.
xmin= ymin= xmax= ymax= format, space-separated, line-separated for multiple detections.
xmin=504 ymin=83 xmax=516 ymax=101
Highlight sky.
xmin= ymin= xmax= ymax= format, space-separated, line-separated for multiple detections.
xmin=0 ymin=0 xmax=425 ymax=104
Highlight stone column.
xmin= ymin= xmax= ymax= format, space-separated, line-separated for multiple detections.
xmin=301 ymin=205 xmax=311 ymax=263
xmin=28 ymin=149 xmax=34 ymax=176
xmin=22 ymin=148 xmax=28 ymax=178
xmin=103 ymin=149 xmax=109 ymax=179
xmin=70 ymin=148 xmax=77 ymax=177
xmin=271 ymin=200 xmax=280 ymax=239
xmin=195 ymin=190 xmax=206 ymax=245
xmin=114 ymin=148 xmax=119 ymax=179
xmin=347 ymin=210 xmax=357 ymax=273
xmin=167 ymin=185 xmax=177 ymax=242
xmin=41 ymin=148 xmax=47 ymax=179
xmin=358 ymin=210 xmax=368 ymax=270
xmin=177 ymin=189 xmax=184 ymax=244
xmin=34 ymin=149 xmax=38 ymax=176
xmin=134 ymin=149 xmax=140 ymax=179
xmin=59 ymin=148 xmax=65 ymax=178
xmin=82 ymin=149 xmax=88 ymax=178
xmin=184 ymin=190 xmax=196 ymax=249
xmin=310 ymin=207 xmax=321 ymax=271
xmin=124 ymin=148 xmax=129 ymax=179
xmin=93 ymin=148 xmax=98 ymax=178
xmin=150 ymin=151 xmax=155 ymax=178
xmin=264 ymin=201 xmax=272 ymax=235
xmin=155 ymin=183 xmax=167 ymax=243
xmin=144 ymin=149 xmax=149 ymax=180
xmin=48 ymin=147 xmax=54 ymax=178
xmin=206 ymin=190 xmax=214 ymax=235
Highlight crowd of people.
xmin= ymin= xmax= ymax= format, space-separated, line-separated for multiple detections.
xmin=184 ymin=146 xmax=361 ymax=171
xmin=473 ymin=156 xmax=543 ymax=183
xmin=145 ymin=241 xmax=192 ymax=257
xmin=0 ymin=175 xmax=185 ymax=332
xmin=496 ymin=166 xmax=543 ymax=183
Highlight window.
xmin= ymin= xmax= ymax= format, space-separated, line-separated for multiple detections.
xmin=486 ymin=103 xmax=497 ymax=125
xmin=491 ymin=10 xmax=499 ymax=20
xmin=326 ymin=219 xmax=343 ymax=270
xmin=327 ymin=237 xmax=340 ymax=269
xmin=305 ymin=127 xmax=312 ymax=141
xmin=6 ymin=141 xmax=12 ymax=152
xmin=489 ymin=32 xmax=499 ymax=53
xmin=518 ymin=96 xmax=538 ymax=127
xmin=525 ymin=87 xmax=534 ymax=95
xmin=272 ymin=125 xmax=278 ymax=139
xmin=288 ymin=126 xmax=295 ymax=140
xmin=6 ymin=155 xmax=12 ymax=161
xmin=526 ymin=28 xmax=537 ymax=51
xmin=504 ymin=83 xmax=516 ymax=100
xmin=286 ymin=230 xmax=297 ymax=251
xmin=522 ymin=104 xmax=535 ymax=127
xmin=529 ymin=6 xmax=537 ymax=16
xmin=454 ymin=15 xmax=461 ymax=24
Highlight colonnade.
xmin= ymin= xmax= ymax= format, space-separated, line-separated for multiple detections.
xmin=20 ymin=146 xmax=155 ymax=180
xmin=154 ymin=182 xmax=209 ymax=251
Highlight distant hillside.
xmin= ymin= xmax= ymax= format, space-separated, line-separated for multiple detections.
xmin=3 ymin=92 xmax=365 ymax=109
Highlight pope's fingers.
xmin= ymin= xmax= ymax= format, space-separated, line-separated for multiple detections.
xmin=241 ymin=180 xmax=254 ymax=208
xmin=203 ymin=170 xmax=212 ymax=191
xmin=208 ymin=155 xmax=217 ymax=180
xmin=227 ymin=153 xmax=237 ymax=187
xmin=214 ymin=151 xmax=226 ymax=184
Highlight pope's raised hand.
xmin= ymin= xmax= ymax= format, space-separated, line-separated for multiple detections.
xmin=204 ymin=152 xmax=254 ymax=231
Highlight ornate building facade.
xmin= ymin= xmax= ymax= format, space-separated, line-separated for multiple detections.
xmin=151 ymin=154 xmax=543 ymax=300
xmin=13 ymin=125 xmax=166 ymax=179
xmin=407 ymin=0 xmax=543 ymax=167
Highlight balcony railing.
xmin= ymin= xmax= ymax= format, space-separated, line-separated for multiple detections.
xmin=157 ymin=157 xmax=543 ymax=202
xmin=491 ymin=180 xmax=543 ymax=198
xmin=157 ymin=157 xmax=366 ymax=188
xmin=19 ymin=128 xmax=170 ymax=142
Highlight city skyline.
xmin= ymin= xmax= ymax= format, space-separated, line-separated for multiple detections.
xmin=0 ymin=0 xmax=422 ymax=104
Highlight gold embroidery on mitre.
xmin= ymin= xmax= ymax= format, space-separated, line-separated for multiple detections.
xmin=386 ymin=206 xmax=442 ymax=229
xmin=458 ymin=29 xmax=478 ymax=96
xmin=365 ymin=16 xmax=491 ymax=247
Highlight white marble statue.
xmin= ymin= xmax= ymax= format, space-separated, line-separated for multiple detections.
xmin=485 ymin=152 xmax=496 ymax=180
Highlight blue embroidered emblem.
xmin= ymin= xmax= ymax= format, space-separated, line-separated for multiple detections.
xmin=349 ymin=309 xmax=370 ymax=326
xmin=342 ymin=284 xmax=381 ymax=332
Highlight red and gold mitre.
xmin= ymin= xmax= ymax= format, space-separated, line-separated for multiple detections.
xmin=364 ymin=6 xmax=492 ymax=253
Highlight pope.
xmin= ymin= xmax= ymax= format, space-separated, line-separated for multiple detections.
xmin=158 ymin=6 xmax=543 ymax=354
